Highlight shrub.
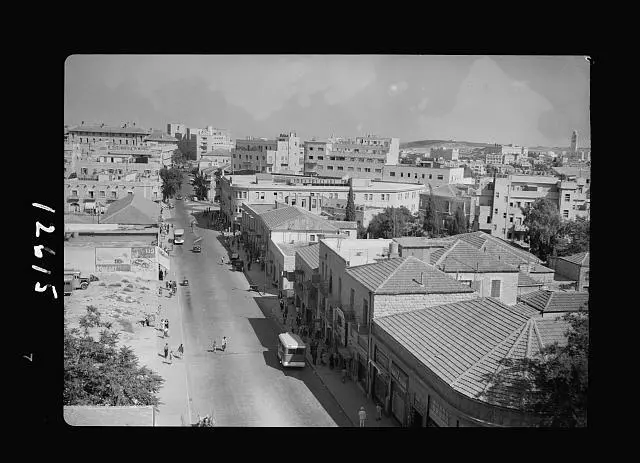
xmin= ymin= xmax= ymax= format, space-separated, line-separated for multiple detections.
xmin=123 ymin=287 xmax=134 ymax=292
xmin=108 ymin=282 xmax=122 ymax=287
xmin=126 ymin=283 xmax=134 ymax=289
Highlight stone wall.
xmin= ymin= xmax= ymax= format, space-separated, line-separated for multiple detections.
xmin=373 ymin=291 xmax=479 ymax=318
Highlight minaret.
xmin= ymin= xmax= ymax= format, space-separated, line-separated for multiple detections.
xmin=570 ymin=130 xmax=578 ymax=153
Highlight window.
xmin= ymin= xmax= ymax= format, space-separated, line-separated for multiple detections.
xmin=375 ymin=169 xmax=382 ymax=173
xmin=390 ymin=172 xmax=396 ymax=177
xmin=337 ymin=166 xmax=344 ymax=171
xmin=496 ymin=192 xmax=500 ymax=198
xmin=509 ymin=216 xmax=514 ymax=223
xmin=111 ymin=191 xmax=117 ymax=199
xmin=327 ymin=166 xmax=334 ymax=170
xmin=362 ymin=298 xmax=369 ymax=325
xmin=243 ymin=191 xmax=247 ymax=199
xmin=563 ymin=210 xmax=569 ymax=218
xmin=71 ymin=189 xmax=78 ymax=197
xmin=88 ymin=190 xmax=95 ymax=198
xmin=503 ymin=213 xmax=506 ymax=218
xmin=428 ymin=174 xmax=433 ymax=180
xmin=437 ymin=175 xmax=444 ymax=180
xmin=310 ymin=234 xmax=316 ymax=242
xmin=565 ymin=194 xmax=570 ymax=201
xmin=491 ymin=280 xmax=501 ymax=297
xmin=357 ymin=168 xmax=362 ymax=172
xmin=99 ymin=190 xmax=105 ymax=198
xmin=509 ymin=202 xmax=513 ymax=207
xmin=516 ymin=201 xmax=521 ymax=208
xmin=317 ymin=156 xmax=324 ymax=161
xmin=422 ymin=174 xmax=425 ymax=179
xmin=459 ymin=280 xmax=473 ymax=288
xmin=350 ymin=289 xmax=355 ymax=309
xmin=495 ymin=208 xmax=498 ymax=214
xmin=348 ymin=167 xmax=354 ymax=171
xmin=381 ymin=194 xmax=385 ymax=201
xmin=487 ymin=216 xmax=492 ymax=224
xmin=365 ymin=168 xmax=371 ymax=172
xmin=400 ymin=172 xmax=404 ymax=177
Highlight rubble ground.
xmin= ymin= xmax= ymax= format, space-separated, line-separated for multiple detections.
xmin=64 ymin=273 xmax=164 ymax=366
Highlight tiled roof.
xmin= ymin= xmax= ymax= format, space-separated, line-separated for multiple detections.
xmin=327 ymin=220 xmax=357 ymax=229
xmin=518 ymin=272 xmax=544 ymax=287
xmin=277 ymin=241 xmax=314 ymax=256
xmin=559 ymin=252 xmax=589 ymax=267
xmin=259 ymin=206 xmax=306 ymax=228
xmin=532 ymin=313 xmax=571 ymax=348
xmin=295 ymin=243 xmax=320 ymax=269
xmin=394 ymin=237 xmax=451 ymax=249
xmin=517 ymin=290 xmax=589 ymax=313
xmin=433 ymin=240 xmax=519 ymax=273
xmin=144 ymin=131 xmax=178 ymax=142
xmin=260 ymin=206 xmax=340 ymax=232
xmin=346 ymin=256 xmax=475 ymax=295
xmin=101 ymin=194 xmax=160 ymax=225
xmin=63 ymin=406 xmax=155 ymax=426
xmin=374 ymin=298 xmax=560 ymax=407
xmin=442 ymin=231 xmax=490 ymax=249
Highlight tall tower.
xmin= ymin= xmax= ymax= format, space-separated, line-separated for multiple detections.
xmin=570 ymin=130 xmax=578 ymax=153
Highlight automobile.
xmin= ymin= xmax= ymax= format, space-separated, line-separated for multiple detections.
xmin=176 ymin=195 xmax=183 ymax=200
xmin=193 ymin=244 xmax=201 ymax=253
xmin=230 ymin=252 xmax=240 ymax=261
xmin=64 ymin=270 xmax=99 ymax=292
xmin=114 ymin=258 xmax=124 ymax=264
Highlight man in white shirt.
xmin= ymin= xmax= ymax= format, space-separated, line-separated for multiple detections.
xmin=358 ymin=406 xmax=367 ymax=427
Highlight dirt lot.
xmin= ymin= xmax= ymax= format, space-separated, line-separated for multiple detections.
xmin=63 ymin=272 xmax=164 ymax=362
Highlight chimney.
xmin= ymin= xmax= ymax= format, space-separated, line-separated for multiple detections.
xmin=389 ymin=241 xmax=399 ymax=259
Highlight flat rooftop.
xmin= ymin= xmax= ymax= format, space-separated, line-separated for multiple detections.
xmin=224 ymin=175 xmax=424 ymax=192
xmin=323 ymin=238 xmax=393 ymax=266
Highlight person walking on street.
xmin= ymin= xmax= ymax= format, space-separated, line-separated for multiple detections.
xmin=341 ymin=365 xmax=347 ymax=383
xmin=358 ymin=406 xmax=367 ymax=428
xmin=376 ymin=403 xmax=383 ymax=421
xmin=164 ymin=343 xmax=169 ymax=361
xmin=212 ymin=340 xmax=217 ymax=352
xmin=221 ymin=336 xmax=228 ymax=351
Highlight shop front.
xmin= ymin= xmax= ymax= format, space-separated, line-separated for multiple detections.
xmin=389 ymin=361 xmax=409 ymax=426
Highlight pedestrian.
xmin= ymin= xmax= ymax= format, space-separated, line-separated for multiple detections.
xmin=169 ymin=350 xmax=173 ymax=363
xmin=311 ymin=347 xmax=317 ymax=365
xmin=165 ymin=319 xmax=169 ymax=330
xmin=358 ymin=406 xmax=367 ymax=427
xmin=247 ymin=261 xmax=251 ymax=271
xmin=178 ymin=343 xmax=184 ymax=358
xmin=144 ymin=315 xmax=150 ymax=326
xmin=221 ymin=336 xmax=227 ymax=351
xmin=212 ymin=340 xmax=217 ymax=352
xmin=341 ymin=365 xmax=347 ymax=383
xmin=279 ymin=298 xmax=284 ymax=312
xmin=164 ymin=327 xmax=169 ymax=338
xmin=376 ymin=403 xmax=383 ymax=421
xmin=164 ymin=343 xmax=169 ymax=360
xmin=329 ymin=352 xmax=334 ymax=370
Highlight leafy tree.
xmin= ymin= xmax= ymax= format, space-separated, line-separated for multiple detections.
xmin=366 ymin=206 xmax=415 ymax=239
xmin=481 ymin=308 xmax=588 ymax=427
xmin=422 ymin=190 xmax=442 ymax=237
xmin=449 ymin=205 xmax=468 ymax=236
xmin=64 ymin=312 xmax=164 ymax=406
xmin=160 ymin=167 xmax=184 ymax=201
xmin=522 ymin=198 xmax=562 ymax=261
xmin=191 ymin=171 xmax=210 ymax=201
xmin=357 ymin=222 xmax=368 ymax=239
xmin=345 ymin=180 xmax=356 ymax=222
xmin=556 ymin=217 xmax=590 ymax=257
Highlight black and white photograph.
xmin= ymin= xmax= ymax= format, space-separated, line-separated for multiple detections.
xmin=60 ymin=54 xmax=590 ymax=427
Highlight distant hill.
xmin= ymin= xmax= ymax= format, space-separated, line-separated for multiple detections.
xmin=401 ymin=140 xmax=495 ymax=150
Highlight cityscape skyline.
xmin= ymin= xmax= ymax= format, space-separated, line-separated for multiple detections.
xmin=64 ymin=55 xmax=590 ymax=148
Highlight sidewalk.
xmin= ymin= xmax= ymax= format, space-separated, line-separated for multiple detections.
xmin=152 ymin=205 xmax=191 ymax=426
xmin=233 ymin=242 xmax=399 ymax=428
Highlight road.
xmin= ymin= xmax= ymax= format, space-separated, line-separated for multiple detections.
xmin=168 ymin=178 xmax=349 ymax=426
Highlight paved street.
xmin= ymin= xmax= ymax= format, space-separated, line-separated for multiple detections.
xmin=167 ymin=181 xmax=350 ymax=427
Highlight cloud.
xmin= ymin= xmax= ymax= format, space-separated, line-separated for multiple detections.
xmin=416 ymin=56 xmax=554 ymax=145
xmin=388 ymin=81 xmax=408 ymax=96
xmin=83 ymin=55 xmax=377 ymax=122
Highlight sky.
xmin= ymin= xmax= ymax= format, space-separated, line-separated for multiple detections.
xmin=64 ymin=55 xmax=590 ymax=148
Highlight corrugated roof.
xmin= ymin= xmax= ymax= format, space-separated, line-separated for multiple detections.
xmin=559 ymin=252 xmax=589 ymax=266
xmin=277 ymin=241 xmax=314 ymax=256
xmin=63 ymin=406 xmax=155 ymax=426
xmin=517 ymin=290 xmax=589 ymax=313
xmin=101 ymin=194 xmax=160 ymax=225
xmin=374 ymin=298 xmax=556 ymax=407
xmin=296 ymin=243 xmax=320 ymax=269
xmin=434 ymin=240 xmax=519 ymax=273
xmin=346 ymin=256 xmax=475 ymax=295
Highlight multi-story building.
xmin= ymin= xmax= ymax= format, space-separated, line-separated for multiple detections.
xmin=546 ymin=252 xmax=590 ymax=292
xmin=382 ymin=165 xmax=466 ymax=187
xmin=64 ymin=172 xmax=162 ymax=215
xmin=429 ymin=147 xmax=459 ymax=162
xmin=179 ymin=126 xmax=234 ymax=160
xmin=303 ymin=135 xmax=400 ymax=178
xmin=70 ymin=146 xmax=163 ymax=181
xmin=67 ymin=122 xmax=152 ymax=147
xmin=167 ymin=123 xmax=186 ymax=139
xmin=418 ymin=184 xmax=478 ymax=231
xmin=233 ymin=132 xmax=302 ymax=174
xmin=220 ymin=174 xmax=425 ymax=231
xmin=198 ymin=150 xmax=232 ymax=172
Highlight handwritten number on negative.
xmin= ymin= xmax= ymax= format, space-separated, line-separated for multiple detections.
xmin=35 ymin=222 xmax=55 ymax=238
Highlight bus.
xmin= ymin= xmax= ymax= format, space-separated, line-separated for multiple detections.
xmin=174 ymin=228 xmax=185 ymax=245
xmin=277 ymin=332 xmax=307 ymax=368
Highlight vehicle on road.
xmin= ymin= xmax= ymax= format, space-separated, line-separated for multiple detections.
xmin=277 ymin=332 xmax=307 ymax=368
xmin=176 ymin=194 xmax=183 ymax=200
xmin=193 ymin=236 xmax=203 ymax=252
xmin=64 ymin=269 xmax=98 ymax=292
xmin=232 ymin=259 xmax=244 ymax=271
xmin=174 ymin=228 xmax=185 ymax=245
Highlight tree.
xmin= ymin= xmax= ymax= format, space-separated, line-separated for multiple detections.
xmin=366 ymin=206 xmax=415 ymax=239
xmin=357 ymin=222 xmax=368 ymax=239
xmin=481 ymin=308 xmax=588 ymax=427
xmin=522 ymin=198 xmax=562 ymax=261
xmin=345 ymin=180 xmax=356 ymax=222
xmin=446 ymin=205 xmax=467 ymax=236
xmin=160 ymin=167 xmax=184 ymax=201
xmin=556 ymin=217 xmax=590 ymax=257
xmin=191 ymin=171 xmax=210 ymax=201
xmin=64 ymin=308 xmax=164 ymax=406
xmin=422 ymin=189 xmax=442 ymax=237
